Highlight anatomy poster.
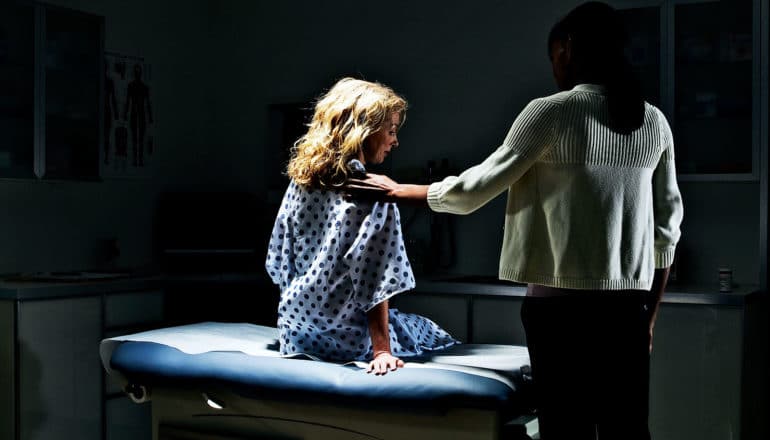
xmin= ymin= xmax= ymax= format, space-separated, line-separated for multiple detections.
xmin=102 ymin=51 xmax=155 ymax=177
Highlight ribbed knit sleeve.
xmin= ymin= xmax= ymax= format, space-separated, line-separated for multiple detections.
xmin=652 ymin=109 xmax=683 ymax=268
xmin=427 ymin=98 xmax=559 ymax=214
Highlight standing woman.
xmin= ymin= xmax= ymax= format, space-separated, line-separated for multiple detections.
xmin=349 ymin=2 xmax=683 ymax=438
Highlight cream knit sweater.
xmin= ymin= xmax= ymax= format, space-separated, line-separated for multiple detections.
xmin=427 ymin=84 xmax=683 ymax=290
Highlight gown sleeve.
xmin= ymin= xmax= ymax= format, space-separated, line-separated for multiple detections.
xmin=342 ymin=201 xmax=416 ymax=312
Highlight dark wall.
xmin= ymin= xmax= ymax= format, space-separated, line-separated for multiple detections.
xmin=1 ymin=0 xmax=760 ymax=287
xmin=208 ymin=0 xmax=761 ymax=286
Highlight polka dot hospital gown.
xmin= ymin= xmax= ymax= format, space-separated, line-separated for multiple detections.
xmin=266 ymin=181 xmax=458 ymax=362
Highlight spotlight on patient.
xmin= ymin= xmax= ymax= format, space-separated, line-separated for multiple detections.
xmin=203 ymin=392 xmax=225 ymax=410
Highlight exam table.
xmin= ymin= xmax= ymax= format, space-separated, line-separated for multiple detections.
xmin=100 ymin=322 xmax=537 ymax=440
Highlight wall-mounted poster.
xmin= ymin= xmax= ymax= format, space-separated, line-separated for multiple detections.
xmin=102 ymin=51 xmax=155 ymax=178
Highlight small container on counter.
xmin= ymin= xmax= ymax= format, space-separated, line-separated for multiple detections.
xmin=718 ymin=267 xmax=733 ymax=293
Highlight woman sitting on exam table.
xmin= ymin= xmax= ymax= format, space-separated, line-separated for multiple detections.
xmin=265 ymin=78 xmax=458 ymax=375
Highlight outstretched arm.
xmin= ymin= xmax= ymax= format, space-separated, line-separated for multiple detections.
xmin=347 ymin=98 xmax=559 ymax=214
xmin=346 ymin=173 xmax=429 ymax=206
xmin=366 ymin=300 xmax=404 ymax=374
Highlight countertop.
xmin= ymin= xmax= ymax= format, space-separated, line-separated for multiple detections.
xmin=0 ymin=272 xmax=762 ymax=306
xmin=414 ymin=276 xmax=762 ymax=306
xmin=0 ymin=274 xmax=163 ymax=301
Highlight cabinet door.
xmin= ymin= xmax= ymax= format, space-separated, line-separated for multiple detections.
xmin=617 ymin=0 xmax=758 ymax=179
xmin=649 ymin=304 xmax=743 ymax=440
xmin=0 ymin=1 xmax=35 ymax=178
xmin=672 ymin=0 xmax=755 ymax=176
xmin=18 ymin=297 xmax=102 ymax=440
xmin=43 ymin=8 xmax=102 ymax=180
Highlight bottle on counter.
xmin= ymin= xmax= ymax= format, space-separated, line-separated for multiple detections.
xmin=718 ymin=267 xmax=732 ymax=293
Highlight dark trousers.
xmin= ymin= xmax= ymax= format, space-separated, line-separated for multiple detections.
xmin=521 ymin=290 xmax=653 ymax=440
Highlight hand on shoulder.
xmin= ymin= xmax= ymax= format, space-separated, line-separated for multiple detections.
xmin=345 ymin=173 xmax=428 ymax=205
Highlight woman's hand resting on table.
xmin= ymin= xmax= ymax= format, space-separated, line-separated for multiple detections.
xmin=366 ymin=352 xmax=404 ymax=375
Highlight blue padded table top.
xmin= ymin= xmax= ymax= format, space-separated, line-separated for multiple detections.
xmin=102 ymin=322 xmax=532 ymax=413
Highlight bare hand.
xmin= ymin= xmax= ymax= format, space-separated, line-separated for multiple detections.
xmin=347 ymin=173 xmax=399 ymax=192
xmin=345 ymin=173 xmax=401 ymax=202
xmin=366 ymin=352 xmax=404 ymax=375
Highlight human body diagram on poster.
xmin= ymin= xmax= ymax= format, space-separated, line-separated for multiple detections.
xmin=103 ymin=52 xmax=154 ymax=176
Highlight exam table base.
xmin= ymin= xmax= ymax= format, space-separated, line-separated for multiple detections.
xmin=149 ymin=387 xmax=535 ymax=440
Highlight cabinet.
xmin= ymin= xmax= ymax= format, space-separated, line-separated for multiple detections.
xmin=42 ymin=6 xmax=103 ymax=180
xmin=648 ymin=300 xmax=767 ymax=440
xmin=17 ymin=297 xmax=102 ymax=439
xmin=616 ymin=0 xmax=760 ymax=180
xmin=0 ymin=1 xmax=35 ymax=178
xmin=0 ymin=280 xmax=163 ymax=440
xmin=0 ymin=1 xmax=103 ymax=180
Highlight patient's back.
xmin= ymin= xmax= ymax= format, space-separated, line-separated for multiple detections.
xmin=265 ymin=181 xmax=415 ymax=361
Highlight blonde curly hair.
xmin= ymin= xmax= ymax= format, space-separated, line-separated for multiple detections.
xmin=287 ymin=77 xmax=407 ymax=188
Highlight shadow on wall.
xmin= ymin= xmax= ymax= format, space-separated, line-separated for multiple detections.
xmin=154 ymin=191 xmax=272 ymax=274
